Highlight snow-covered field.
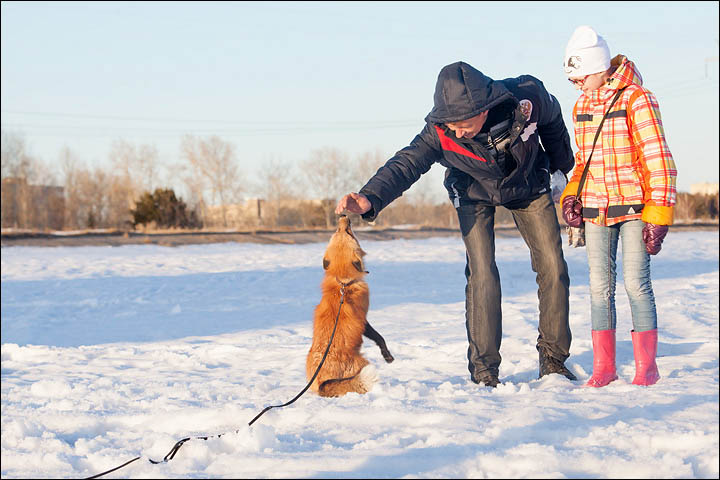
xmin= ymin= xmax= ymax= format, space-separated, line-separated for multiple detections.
xmin=1 ymin=230 xmax=718 ymax=478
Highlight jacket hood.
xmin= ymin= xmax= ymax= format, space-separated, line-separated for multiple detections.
xmin=587 ymin=55 xmax=643 ymax=104
xmin=607 ymin=54 xmax=643 ymax=90
xmin=425 ymin=62 xmax=514 ymax=124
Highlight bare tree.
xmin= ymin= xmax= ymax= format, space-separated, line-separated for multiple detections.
xmin=1 ymin=132 xmax=56 ymax=185
xmin=405 ymin=168 xmax=437 ymax=207
xmin=75 ymin=166 xmax=111 ymax=229
xmin=2 ymin=132 xmax=32 ymax=228
xmin=59 ymin=146 xmax=84 ymax=229
xmin=168 ymin=156 xmax=208 ymax=226
xmin=57 ymin=146 xmax=115 ymax=230
xmin=60 ymin=148 xmax=131 ymax=230
xmin=300 ymin=147 xmax=357 ymax=227
xmin=179 ymin=166 xmax=209 ymax=226
xmin=1 ymin=131 xmax=58 ymax=229
xmin=2 ymin=131 xmax=32 ymax=180
xmin=107 ymin=140 xmax=161 ymax=228
xmin=109 ymin=140 xmax=160 ymax=194
xmin=352 ymin=148 xmax=386 ymax=187
xmin=181 ymin=135 xmax=244 ymax=228
xmin=256 ymin=156 xmax=298 ymax=202
xmin=253 ymin=156 xmax=299 ymax=227
xmin=301 ymin=147 xmax=356 ymax=199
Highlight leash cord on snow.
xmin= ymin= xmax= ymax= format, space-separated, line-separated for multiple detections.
xmin=84 ymin=283 xmax=348 ymax=479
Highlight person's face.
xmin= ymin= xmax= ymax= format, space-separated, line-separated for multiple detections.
xmin=445 ymin=110 xmax=490 ymax=139
xmin=568 ymin=71 xmax=607 ymax=95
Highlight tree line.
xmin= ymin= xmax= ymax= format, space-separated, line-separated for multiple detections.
xmin=1 ymin=130 xmax=717 ymax=232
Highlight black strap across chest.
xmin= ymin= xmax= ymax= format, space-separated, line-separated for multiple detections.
xmin=576 ymin=87 xmax=628 ymax=198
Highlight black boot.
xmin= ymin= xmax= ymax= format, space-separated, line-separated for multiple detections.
xmin=538 ymin=350 xmax=577 ymax=381
xmin=472 ymin=371 xmax=500 ymax=388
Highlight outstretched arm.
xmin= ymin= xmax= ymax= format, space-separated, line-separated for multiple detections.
xmin=354 ymin=124 xmax=442 ymax=221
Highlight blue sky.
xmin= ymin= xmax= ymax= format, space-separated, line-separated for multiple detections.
xmin=1 ymin=1 xmax=718 ymax=197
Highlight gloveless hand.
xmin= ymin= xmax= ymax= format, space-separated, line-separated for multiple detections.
xmin=335 ymin=192 xmax=371 ymax=215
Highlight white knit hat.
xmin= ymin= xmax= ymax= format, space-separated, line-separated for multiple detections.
xmin=563 ymin=26 xmax=611 ymax=78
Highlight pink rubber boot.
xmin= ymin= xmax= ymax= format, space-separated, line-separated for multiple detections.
xmin=585 ymin=329 xmax=618 ymax=387
xmin=631 ymin=329 xmax=660 ymax=386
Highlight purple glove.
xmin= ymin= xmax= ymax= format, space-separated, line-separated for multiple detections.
xmin=642 ymin=223 xmax=669 ymax=255
xmin=562 ymin=195 xmax=584 ymax=228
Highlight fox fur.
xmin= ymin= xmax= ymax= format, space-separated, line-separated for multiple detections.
xmin=306 ymin=215 xmax=393 ymax=397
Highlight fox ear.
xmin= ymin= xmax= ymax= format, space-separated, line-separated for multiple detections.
xmin=352 ymin=259 xmax=363 ymax=272
xmin=323 ymin=258 xmax=330 ymax=270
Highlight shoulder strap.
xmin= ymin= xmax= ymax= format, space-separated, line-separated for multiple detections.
xmin=576 ymin=87 xmax=628 ymax=197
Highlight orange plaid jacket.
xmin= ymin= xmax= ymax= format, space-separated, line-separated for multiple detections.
xmin=560 ymin=55 xmax=677 ymax=226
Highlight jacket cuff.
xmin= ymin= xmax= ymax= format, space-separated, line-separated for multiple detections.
xmin=359 ymin=193 xmax=383 ymax=222
xmin=642 ymin=205 xmax=674 ymax=225
xmin=560 ymin=181 xmax=580 ymax=205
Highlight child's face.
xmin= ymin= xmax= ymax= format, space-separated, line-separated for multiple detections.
xmin=569 ymin=71 xmax=607 ymax=95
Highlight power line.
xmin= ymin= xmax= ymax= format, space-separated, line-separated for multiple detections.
xmin=0 ymin=121 xmax=423 ymax=139
xmin=0 ymin=110 xmax=418 ymax=127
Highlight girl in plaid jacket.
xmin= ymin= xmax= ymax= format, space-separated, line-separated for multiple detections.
xmin=560 ymin=26 xmax=677 ymax=388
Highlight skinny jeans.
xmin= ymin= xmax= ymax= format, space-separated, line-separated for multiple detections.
xmin=456 ymin=193 xmax=571 ymax=381
xmin=585 ymin=220 xmax=657 ymax=332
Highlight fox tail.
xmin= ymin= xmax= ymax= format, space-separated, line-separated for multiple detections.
xmin=318 ymin=365 xmax=378 ymax=397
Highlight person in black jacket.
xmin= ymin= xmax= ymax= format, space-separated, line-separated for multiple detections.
xmin=336 ymin=61 xmax=577 ymax=387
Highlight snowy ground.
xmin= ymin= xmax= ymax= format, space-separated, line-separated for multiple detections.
xmin=1 ymin=230 xmax=718 ymax=479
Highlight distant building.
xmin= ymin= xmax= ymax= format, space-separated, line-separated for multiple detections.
xmin=690 ymin=182 xmax=719 ymax=195
xmin=204 ymin=198 xmax=264 ymax=228
xmin=1 ymin=177 xmax=65 ymax=230
xmin=203 ymin=197 xmax=333 ymax=229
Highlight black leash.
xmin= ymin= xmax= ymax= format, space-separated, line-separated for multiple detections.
xmin=85 ymin=282 xmax=349 ymax=479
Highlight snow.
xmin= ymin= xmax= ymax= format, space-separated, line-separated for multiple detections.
xmin=1 ymin=230 xmax=718 ymax=479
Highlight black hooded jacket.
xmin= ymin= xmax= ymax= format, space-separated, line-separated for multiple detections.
xmin=359 ymin=62 xmax=574 ymax=220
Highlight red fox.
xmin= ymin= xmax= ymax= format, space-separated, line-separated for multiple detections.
xmin=306 ymin=215 xmax=393 ymax=397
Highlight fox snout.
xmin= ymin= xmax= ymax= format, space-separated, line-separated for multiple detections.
xmin=337 ymin=214 xmax=351 ymax=231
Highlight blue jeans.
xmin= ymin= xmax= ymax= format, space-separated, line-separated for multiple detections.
xmin=457 ymin=193 xmax=571 ymax=380
xmin=585 ymin=220 xmax=657 ymax=332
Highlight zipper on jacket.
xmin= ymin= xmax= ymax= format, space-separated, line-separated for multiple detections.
xmin=450 ymin=182 xmax=461 ymax=208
